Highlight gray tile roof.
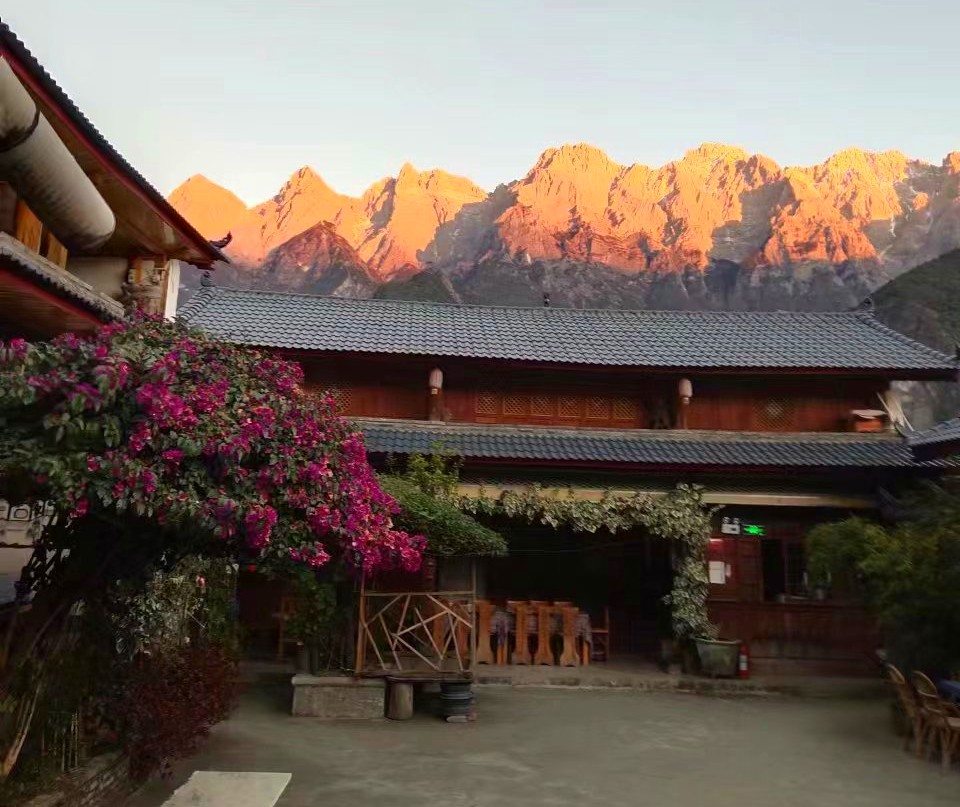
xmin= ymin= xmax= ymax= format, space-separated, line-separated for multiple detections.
xmin=353 ymin=418 xmax=920 ymax=469
xmin=0 ymin=234 xmax=124 ymax=321
xmin=178 ymin=287 xmax=956 ymax=376
xmin=908 ymin=417 xmax=960 ymax=450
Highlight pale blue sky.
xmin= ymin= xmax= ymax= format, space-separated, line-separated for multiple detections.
xmin=5 ymin=1 xmax=959 ymax=204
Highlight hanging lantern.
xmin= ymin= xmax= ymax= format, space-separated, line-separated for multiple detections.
xmin=678 ymin=377 xmax=693 ymax=404
xmin=429 ymin=367 xmax=444 ymax=394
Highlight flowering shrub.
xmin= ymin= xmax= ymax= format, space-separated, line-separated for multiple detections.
xmin=121 ymin=643 xmax=239 ymax=780
xmin=0 ymin=317 xmax=423 ymax=576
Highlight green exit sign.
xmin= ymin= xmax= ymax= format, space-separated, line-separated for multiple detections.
xmin=742 ymin=524 xmax=765 ymax=536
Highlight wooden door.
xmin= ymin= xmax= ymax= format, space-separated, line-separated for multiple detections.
xmin=736 ymin=538 xmax=763 ymax=603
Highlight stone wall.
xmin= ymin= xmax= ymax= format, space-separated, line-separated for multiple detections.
xmin=24 ymin=752 xmax=135 ymax=807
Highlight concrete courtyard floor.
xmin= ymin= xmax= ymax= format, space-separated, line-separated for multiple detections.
xmin=126 ymin=683 xmax=959 ymax=807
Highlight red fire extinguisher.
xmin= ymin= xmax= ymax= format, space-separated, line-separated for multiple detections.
xmin=738 ymin=642 xmax=751 ymax=680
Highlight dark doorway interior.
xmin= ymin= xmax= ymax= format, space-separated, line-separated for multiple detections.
xmin=482 ymin=520 xmax=673 ymax=658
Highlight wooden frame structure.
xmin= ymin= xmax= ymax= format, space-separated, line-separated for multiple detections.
xmin=355 ymin=578 xmax=477 ymax=675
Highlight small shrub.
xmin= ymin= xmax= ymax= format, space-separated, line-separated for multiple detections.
xmin=121 ymin=643 xmax=239 ymax=780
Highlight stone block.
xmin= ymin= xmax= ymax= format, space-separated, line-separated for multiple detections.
xmin=291 ymin=675 xmax=385 ymax=719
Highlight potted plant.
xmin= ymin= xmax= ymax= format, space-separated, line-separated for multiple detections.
xmin=693 ymin=636 xmax=741 ymax=677
xmin=286 ymin=572 xmax=338 ymax=674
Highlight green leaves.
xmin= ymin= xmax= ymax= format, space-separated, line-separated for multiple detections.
xmin=458 ymin=483 xmax=714 ymax=641
xmin=807 ymin=487 xmax=960 ymax=675
xmin=379 ymin=474 xmax=506 ymax=557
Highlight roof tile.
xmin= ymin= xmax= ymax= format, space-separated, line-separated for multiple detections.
xmin=179 ymin=287 xmax=957 ymax=375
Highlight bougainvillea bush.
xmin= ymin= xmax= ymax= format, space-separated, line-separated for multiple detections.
xmin=0 ymin=318 xmax=422 ymax=576
xmin=0 ymin=316 xmax=423 ymax=778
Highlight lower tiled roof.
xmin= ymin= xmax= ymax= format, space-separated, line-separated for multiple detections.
xmin=908 ymin=417 xmax=960 ymax=450
xmin=353 ymin=419 xmax=919 ymax=469
xmin=0 ymin=234 xmax=123 ymax=321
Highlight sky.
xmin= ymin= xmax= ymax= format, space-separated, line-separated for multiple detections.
xmin=5 ymin=0 xmax=960 ymax=205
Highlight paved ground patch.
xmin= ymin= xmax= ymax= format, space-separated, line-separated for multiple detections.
xmin=127 ymin=685 xmax=958 ymax=807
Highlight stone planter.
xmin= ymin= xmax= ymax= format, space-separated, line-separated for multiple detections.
xmin=694 ymin=637 xmax=740 ymax=678
xmin=291 ymin=675 xmax=385 ymax=719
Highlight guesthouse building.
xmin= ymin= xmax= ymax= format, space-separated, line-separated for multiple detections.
xmin=180 ymin=288 xmax=958 ymax=675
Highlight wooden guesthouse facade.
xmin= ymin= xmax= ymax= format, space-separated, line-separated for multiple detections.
xmin=181 ymin=288 xmax=958 ymax=675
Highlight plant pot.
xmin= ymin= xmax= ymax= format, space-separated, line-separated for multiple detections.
xmin=694 ymin=637 xmax=740 ymax=678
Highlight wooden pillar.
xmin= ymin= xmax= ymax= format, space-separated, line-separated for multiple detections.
xmin=354 ymin=575 xmax=367 ymax=674
xmin=470 ymin=560 xmax=479 ymax=669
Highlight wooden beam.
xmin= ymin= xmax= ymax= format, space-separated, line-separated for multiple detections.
xmin=14 ymin=201 xmax=41 ymax=253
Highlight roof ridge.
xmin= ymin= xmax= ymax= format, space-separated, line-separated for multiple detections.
xmin=201 ymin=285 xmax=882 ymax=319
xmin=176 ymin=287 xmax=219 ymax=322
xmin=857 ymin=310 xmax=957 ymax=365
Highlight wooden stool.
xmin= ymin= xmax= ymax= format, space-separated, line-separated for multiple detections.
xmin=387 ymin=680 xmax=414 ymax=720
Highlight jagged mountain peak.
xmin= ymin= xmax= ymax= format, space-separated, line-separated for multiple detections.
xmin=167 ymin=174 xmax=248 ymax=240
xmin=680 ymin=142 xmax=751 ymax=166
xmin=170 ymin=142 xmax=960 ymax=314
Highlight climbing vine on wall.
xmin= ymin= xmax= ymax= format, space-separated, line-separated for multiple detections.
xmin=458 ymin=484 xmax=717 ymax=641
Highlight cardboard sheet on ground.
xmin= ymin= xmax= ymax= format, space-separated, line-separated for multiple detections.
xmin=161 ymin=771 xmax=291 ymax=807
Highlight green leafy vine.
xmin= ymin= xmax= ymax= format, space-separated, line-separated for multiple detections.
xmin=457 ymin=483 xmax=716 ymax=641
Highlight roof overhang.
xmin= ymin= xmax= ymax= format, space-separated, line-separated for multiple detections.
xmin=0 ymin=232 xmax=122 ymax=336
xmin=0 ymin=25 xmax=225 ymax=267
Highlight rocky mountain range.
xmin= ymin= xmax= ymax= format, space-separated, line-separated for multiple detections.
xmin=170 ymin=142 xmax=960 ymax=312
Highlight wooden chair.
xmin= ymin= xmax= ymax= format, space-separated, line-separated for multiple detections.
xmin=591 ymin=607 xmax=611 ymax=663
xmin=506 ymin=600 xmax=532 ymax=665
xmin=534 ymin=604 xmax=556 ymax=665
xmin=912 ymin=671 xmax=960 ymax=770
xmin=887 ymin=664 xmax=924 ymax=755
xmin=558 ymin=606 xmax=580 ymax=667
xmin=475 ymin=600 xmax=496 ymax=665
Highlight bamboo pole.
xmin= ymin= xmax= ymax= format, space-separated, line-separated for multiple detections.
xmin=470 ymin=559 xmax=477 ymax=672
xmin=354 ymin=574 xmax=366 ymax=675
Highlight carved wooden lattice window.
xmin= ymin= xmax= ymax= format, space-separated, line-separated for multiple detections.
xmin=502 ymin=394 xmax=530 ymax=417
xmin=475 ymin=391 xmax=499 ymax=416
xmin=611 ymin=396 xmax=638 ymax=421
xmin=531 ymin=395 xmax=554 ymax=418
xmin=558 ymin=395 xmax=580 ymax=419
xmin=585 ymin=395 xmax=611 ymax=420
xmin=759 ymin=397 xmax=792 ymax=430
xmin=327 ymin=386 xmax=353 ymax=413
xmin=307 ymin=385 xmax=352 ymax=413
